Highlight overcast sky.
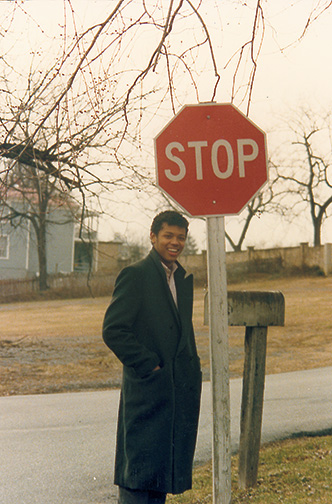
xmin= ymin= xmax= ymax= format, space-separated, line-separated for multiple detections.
xmin=2 ymin=0 xmax=332 ymax=250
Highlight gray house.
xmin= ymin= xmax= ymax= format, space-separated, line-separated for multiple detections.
xmin=0 ymin=199 xmax=98 ymax=280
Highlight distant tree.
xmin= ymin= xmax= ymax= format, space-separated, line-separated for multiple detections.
xmin=224 ymin=163 xmax=282 ymax=251
xmin=129 ymin=242 xmax=147 ymax=263
xmin=273 ymin=110 xmax=332 ymax=246
xmin=113 ymin=232 xmax=149 ymax=263
xmin=183 ymin=234 xmax=199 ymax=255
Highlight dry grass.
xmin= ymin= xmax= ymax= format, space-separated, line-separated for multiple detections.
xmin=194 ymin=274 xmax=332 ymax=380
xmin=168 ymin=435 xmax=332 ymax=504
xmin=1 ymin=274 xmax=332 ymax=395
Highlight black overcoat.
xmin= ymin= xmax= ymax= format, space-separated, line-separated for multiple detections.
xmin=102 ymin=248 xmax=202 ymax=494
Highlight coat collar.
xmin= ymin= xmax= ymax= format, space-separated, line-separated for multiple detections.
xmin=148 ymin=247 xmax=186 ymax=278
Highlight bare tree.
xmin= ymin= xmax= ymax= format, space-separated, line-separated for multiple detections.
xmin=223 ymin=162 xmax=286 ymax=252
xmin=183 ymin=234 xmax=199 ymax=255
xmin=273 ymin=110 xmax=332 ymax=246
xmin=0 ymin=65 xmax=151 ymax=289
xmin=0 ymin=1 xmax=221 ymax=192
xmin=225 ymin=189 xmax=272 ymax=252
xmin=2 ymin=0 xmax=328 ymax=187
xmin=1 ymin=0 xmax=331 ymax=262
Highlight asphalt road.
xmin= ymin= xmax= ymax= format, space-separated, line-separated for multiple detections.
xmin=1 ymin=367 xmax=332 ymax=504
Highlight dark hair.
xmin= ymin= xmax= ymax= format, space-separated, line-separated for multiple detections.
xmin=150 ymin=211 xmax=189 ymax=236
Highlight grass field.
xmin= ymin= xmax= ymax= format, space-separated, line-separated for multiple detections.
xmin=1 ymin=273 xmax=332 ymax=395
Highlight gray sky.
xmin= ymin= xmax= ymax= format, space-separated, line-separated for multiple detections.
xmin=2 ymin=0 xmax=332 ymax=250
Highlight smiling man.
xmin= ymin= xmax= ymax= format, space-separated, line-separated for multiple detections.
xmin=103 ymin=210 xmax=202 ymax=504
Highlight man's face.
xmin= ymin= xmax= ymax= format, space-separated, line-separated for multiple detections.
xmin=150 ymin=223 xmax=187 ymax=267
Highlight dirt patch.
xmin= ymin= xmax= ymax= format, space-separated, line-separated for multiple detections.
xmin=0 ymin=335 xmax=123 ymax=395
xmin=1 ymin=275 xmax=332 ymax=396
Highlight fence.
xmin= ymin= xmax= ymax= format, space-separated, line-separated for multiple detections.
xmin=0 ymin=272 xmax=116 ymax=303
xmin=1 ymin=243 xmax=331 ymax=301
xmin=181 ymin=242 xmax=332 ymax=285
xmin=0 ymin=277 xmax=40 ymax=301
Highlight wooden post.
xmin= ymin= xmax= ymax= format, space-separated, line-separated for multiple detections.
xmin=238 ymin=326 xmax=267 ymax=488
xmin=204 ymin=289 xmax=285 ymax=490
xmin=206 ymin=216 xmax=231 ymax=504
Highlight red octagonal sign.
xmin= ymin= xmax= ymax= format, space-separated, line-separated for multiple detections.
xmin=154 ymin=103 xmax=268 ymax=216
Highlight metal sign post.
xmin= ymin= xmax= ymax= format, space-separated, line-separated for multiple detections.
xmin=206 ymin=215 xmax=231 ymax=504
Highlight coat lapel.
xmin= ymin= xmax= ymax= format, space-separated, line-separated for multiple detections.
xmin=175 ymin=267 xmax=194 ymax=355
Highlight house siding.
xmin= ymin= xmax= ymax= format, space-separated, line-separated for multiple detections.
xmin=46 ymin=209 xmax=75 ymax=274
xmin=0 ymin=209 xmax=76 ymax=279
xmin=0 ymin=223 xmax=30 ymax=279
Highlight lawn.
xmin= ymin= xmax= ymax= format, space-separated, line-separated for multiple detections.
xmin=1 ymin=274 xmax=332 ymax=395
xmin=169 ymin=435 xmax=332 ymax=504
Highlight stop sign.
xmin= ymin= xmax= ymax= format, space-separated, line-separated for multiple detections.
xmin=154 ymin=103 xmax=268 ymax=216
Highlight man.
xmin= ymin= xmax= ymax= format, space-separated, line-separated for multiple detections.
xmin=102 ymin=210 xmax=202 ymax=504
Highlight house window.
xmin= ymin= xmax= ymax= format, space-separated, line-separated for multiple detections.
xmin=74 ymin=241 xmax=93 ymax=272
xmin=0 ymin=235 xmax=9 ymax=259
